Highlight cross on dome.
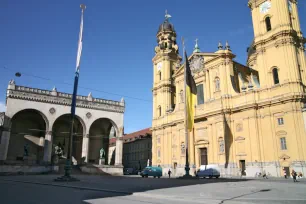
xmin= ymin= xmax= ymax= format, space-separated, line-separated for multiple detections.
xmin=165 ymin=9 xmax=172 ymax=20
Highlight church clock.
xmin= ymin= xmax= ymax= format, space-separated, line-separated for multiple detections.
xmin=288 ymin=0 xmax=292 ymax=12
xmin=260 ymin=1 xmax=271 ymax=14
xmin=157 ymin=62 xmax=162 ymax=71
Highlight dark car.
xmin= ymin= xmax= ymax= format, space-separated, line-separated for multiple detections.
xmin=140 ymin=166 xmax=162 ymax=178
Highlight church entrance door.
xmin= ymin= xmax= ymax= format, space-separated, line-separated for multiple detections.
xmin=200 ymin=148 xmax=208 ymax=166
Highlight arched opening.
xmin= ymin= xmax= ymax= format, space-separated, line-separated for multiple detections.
xmin=88 ymin=118 xmax=117 ymax=165
xmin=8 ymin=109 xmax=47 ymax=164
xmin=272 ymin=68 xmax=279 ymax=85
xmin=52 ymin=114 xmax=84 ymax=165
xmin=265 ymin=16 xmax=272 ymax=32
xmin=158 ymin=71 xmax=162 ymax=81
xmin=157 ymin=106 xmax=161 ymax=117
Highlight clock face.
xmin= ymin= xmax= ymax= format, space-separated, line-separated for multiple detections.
xmin=260 ymin=1 xmax=272 ymax=14
xmin=157 ymin=62 xmax=162 ymax=71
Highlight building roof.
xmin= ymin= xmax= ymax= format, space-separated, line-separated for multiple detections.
xmin=109 ymin=128 xmax=151 ymax=146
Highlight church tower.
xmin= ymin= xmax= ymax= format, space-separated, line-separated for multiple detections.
xmin=152 ymin=12 xmax=181 ymax=123
xmin=247 ymin=0 xmax=306 ymax=90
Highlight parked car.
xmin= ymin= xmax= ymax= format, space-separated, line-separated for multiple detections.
xmin=123 ymin=168 xmax=134 ymax=175
xmin=124 ymin=168 xmax=141 ymax=175
xmin=196 ymin=165 xmax=220 ymax=178
xmin=140 ymin=166 xmax=162 ymax=178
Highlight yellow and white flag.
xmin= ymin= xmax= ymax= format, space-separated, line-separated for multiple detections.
xmin=184 ymin=51 xmax=197 ymax=131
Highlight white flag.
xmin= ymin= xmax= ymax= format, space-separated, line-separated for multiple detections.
xmin=76 ymin=8 xmax=84 ymax=73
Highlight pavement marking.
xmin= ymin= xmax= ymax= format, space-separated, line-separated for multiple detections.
xmin=0 ymin=178 xmax=130 ymax=195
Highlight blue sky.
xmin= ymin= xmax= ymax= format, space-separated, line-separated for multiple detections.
xmin=1 ymin=0 xmax=306 ymax=134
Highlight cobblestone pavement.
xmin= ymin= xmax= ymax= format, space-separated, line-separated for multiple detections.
xmin=0 ymin=175 xmax=305 ymax=204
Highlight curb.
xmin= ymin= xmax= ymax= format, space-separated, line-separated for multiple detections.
xmin=0 ymin=178 xmax=131 ymax=195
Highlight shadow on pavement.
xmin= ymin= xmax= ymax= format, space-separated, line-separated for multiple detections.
xmin=218 ymin=189 xmax=271 ymax=204
xmin=71 ymin=175 xmax=251 ymax=203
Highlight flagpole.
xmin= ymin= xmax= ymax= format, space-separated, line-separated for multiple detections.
xmin=55 ymin=4 xmax=86 ymax=182
xmin=182 ymin=38 xmax=191 ymax=178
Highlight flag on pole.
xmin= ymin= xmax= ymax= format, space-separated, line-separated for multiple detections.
xmin=184 ymin=50 xmax=197 ymax=131
xmin=76 ymin=5 xmax=85 ymax=73
xmin=71 ymin=4 xmax=85 ymax=116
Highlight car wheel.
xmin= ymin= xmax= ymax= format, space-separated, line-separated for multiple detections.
xmin=145 ymin=175 xmax=148 ymax=178
xmin=154 ymin=176 xmax=156 ymax=178
xmin=142 ymin=175 xmax=144 ymax=178
xmin=158 ymin=176 xmax=160 ymax=178
xmin=215 ymin=176 xmax=220 ymax=179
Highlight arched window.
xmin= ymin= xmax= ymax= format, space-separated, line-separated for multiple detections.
xmin=265 ymin=16 xmax=272 ymax=32
xmin=159 ymin=71 xmax=162 ymax=81
xmin=215 ymin=77 xmax=220 ymax=92
xmin=158 ymin=106 xmax=161 ymax=117
xmin=272 ymin=68 xmax=279 ymax=85
xmin=197 ymin=84 xmax=204 ymax=105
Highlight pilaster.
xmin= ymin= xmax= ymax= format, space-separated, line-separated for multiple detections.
xmin=0 ymin=129 xmax=11 ymax=162
xmin=115 ymin=138 xmax=123 ymax=166
xmin=82 ymin=134 xmax=89 ymax=162
xmin=43 ymin=130 xmax=53 ymax=163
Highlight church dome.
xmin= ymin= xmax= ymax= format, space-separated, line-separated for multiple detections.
xmin=158 ymin=20 xmax=175 ymax=33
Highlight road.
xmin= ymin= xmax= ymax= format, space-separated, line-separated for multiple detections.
xmin=0 ymin=175 xmax=305 ymax=204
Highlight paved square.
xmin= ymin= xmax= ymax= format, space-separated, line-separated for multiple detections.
xmin=0 ymin=175 xmax=305 ymax=203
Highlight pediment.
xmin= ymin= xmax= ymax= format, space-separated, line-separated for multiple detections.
xmin=195 ymin=139 xmax=209 ymax=144
xmin=235 ymin=136 xmax=245 ymax=141
xmin=279 ymin=154 xmax=290 ymax=160
xmin=276 ymin=131 xmax=287 ymax=136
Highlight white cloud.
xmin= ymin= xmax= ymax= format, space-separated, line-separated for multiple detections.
xmin=0 ymin=101 xmax=6 ymax=112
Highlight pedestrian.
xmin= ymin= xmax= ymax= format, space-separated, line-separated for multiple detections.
xmin=262 ymin=170 xmax=268 ymax=179
xmin=283 ymin=168 xmax=287 ymax=179
xmin=240 ymin=169 xmax=243 ymax=178
xmin=291 ymin=170 xmax=298 ymax=182
xmin=168 ymin=169 xmax=172 ymax=178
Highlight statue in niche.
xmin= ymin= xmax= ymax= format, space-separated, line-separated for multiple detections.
xmin=100 ymin=148 xmax=106 ymax=159
xmin=179 ymin=90 xmax=184 ymax=103
xmin=54 ymin=142 xmax=64 ymax=158
xmin=181 ymin=143 xmax=185 ymax=155
xmin=219 ymin=140 xmax=225 ymax=153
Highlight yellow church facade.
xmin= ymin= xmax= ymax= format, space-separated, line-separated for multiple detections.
xmin=151 ymin=0 xmax=306 ymax=177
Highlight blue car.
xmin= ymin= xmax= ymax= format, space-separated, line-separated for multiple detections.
xmin=140 ymin=166 xmax=162 ymax=178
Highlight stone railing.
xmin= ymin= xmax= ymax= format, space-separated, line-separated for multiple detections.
xmin=7 ymin=84 xmax=125 ymax=113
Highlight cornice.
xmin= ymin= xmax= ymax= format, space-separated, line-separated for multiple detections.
xmin=7 ymin=86 xmax=125 ymax=113
xmin=152 ymin=90 xmax=306 ymax=131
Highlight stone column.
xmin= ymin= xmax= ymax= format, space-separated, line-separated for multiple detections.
xmin=43 ymin=131 xmax=53 ymax=163
xmin=0 ymin=128 xmax=11 ymax=162
xmin=82 ymin=134 xmax=89 ymax=163
xmin=115 ymin=137 xmax=123 ymax=166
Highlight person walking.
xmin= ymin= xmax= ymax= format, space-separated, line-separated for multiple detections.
xmin=291 ymin=170 xmax=298 ymax=182
xmin=283 ymin=168 xmax=287 ymax=179
xmin=168 ymin=169 xmax=172 ymax=178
